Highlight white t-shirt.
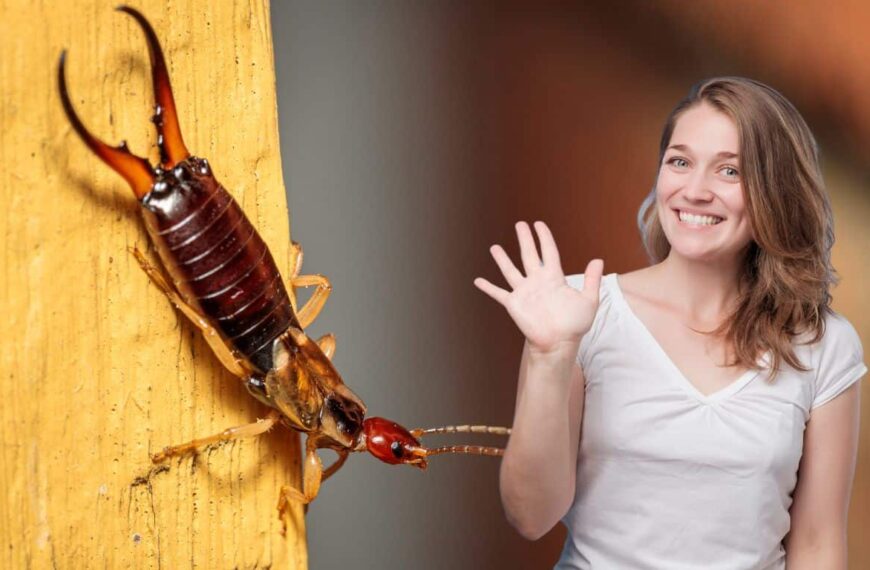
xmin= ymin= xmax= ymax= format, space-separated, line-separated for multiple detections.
xmin=554 ymin=273 xmax=867 ymax=570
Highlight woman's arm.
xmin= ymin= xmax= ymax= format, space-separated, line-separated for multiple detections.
xmin=473 ymin=221 xmax=603 ymax=540
xmin=784 ymin=381 xmax=861 ymax=569
xmin=499 ymin=340 xmax=586 ymax=540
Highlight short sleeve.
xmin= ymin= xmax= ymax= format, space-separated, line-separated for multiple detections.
xmin=565 ymin=273 xmax=607 ymax=372
xmin=811 ymin=313 xmax=868 ymax=410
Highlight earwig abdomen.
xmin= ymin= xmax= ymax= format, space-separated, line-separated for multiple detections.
xmin=141 ymin=157 xmax=298 ymax=374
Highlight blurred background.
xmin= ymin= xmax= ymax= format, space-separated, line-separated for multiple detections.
xmin=270 ymin=2 xmax=869 ymax=568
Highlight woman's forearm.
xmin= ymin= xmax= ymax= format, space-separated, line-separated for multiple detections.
xmin=784 ymin=536 xmax=847 ymax=570
xmin=499 ymin=340 xmax=583 ymax=540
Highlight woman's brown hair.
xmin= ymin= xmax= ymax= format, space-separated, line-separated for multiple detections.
xmin=636 ymin=77 xmax=837 ymax=381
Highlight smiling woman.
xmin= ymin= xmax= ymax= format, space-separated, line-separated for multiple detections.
xmin=479 ymin=77 xmax=867 ymax=569
xmin=655 ymin=104 xmax=753 ymax=261
xmin=637 ymin=78 xmax=841 ymax=381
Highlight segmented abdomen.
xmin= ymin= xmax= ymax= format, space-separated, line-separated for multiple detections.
xmin=139 ymin=157 xmax=297 ymax=375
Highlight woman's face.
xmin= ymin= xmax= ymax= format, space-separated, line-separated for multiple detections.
xmin=656 ymin=102 xmax=755 ymax=264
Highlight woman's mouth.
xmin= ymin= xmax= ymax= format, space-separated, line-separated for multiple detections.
xmin=673 ymin=209 xmax=724 ymax=227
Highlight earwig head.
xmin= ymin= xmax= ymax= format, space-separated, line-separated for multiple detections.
xmin=358 ymin=422 xmax=510 ymax=467
xmin=361 ymin=417 xmax=429 ymax=470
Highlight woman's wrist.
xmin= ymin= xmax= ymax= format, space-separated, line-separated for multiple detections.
xmin=521 ymin=340 xmax=582 ymax=395
xmin=526 ymin=337 xmax=583 ymax=362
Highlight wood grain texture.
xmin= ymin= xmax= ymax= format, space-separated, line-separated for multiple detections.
xmin=0 ymin=0 xmax=307 ymax=567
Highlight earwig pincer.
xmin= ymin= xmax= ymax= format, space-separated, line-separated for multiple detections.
xmin=58 ymin=6 xmax=509 ymax=528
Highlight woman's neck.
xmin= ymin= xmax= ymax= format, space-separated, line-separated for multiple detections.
xmin=651 ymin=252 xmax=745 ymax=326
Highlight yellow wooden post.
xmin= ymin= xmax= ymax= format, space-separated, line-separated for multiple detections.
xmin=0 ymin=1 xmax=307 ymax=567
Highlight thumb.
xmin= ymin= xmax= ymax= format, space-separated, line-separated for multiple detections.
xmin=583 ymin=259 xmax=604 ymax=303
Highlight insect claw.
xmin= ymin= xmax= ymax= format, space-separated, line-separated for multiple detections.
xmin=117 ymin=5 xmax=190 ymax=168
xmin=57 ymin=50 xmax=155 ymax=198
xmin=151 ymin=448 xmax=170 ymax=464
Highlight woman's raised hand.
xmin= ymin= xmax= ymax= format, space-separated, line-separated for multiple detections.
xmin=474 ymin=221 xmax=604 ymax=355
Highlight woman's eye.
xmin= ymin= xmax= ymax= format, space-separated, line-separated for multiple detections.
xmin=665 ymin=157 xmax=738 ymax=179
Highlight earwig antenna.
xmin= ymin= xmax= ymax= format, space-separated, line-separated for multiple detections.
xmin=408 ymin=424 xmax=511 ymax=458
xmin=424 ymin=445 xmax=505 ymax=457
xmin=411 ymin=425 xmax=512 ymax=438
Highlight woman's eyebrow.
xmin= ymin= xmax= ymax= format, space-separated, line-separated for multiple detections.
xmin=666 ymin=144 xmax=738 ymax=159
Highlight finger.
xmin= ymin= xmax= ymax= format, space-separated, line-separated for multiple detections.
xmin=473 ymin=277 xmax=510 ymax=305
xmin=516 ymin=221 xmax=542 ymax=275
xmin=582 ymin=258 xmax=605 ymax=303
xmin=490 ymin=245 xmax=523 ymax=288
xmin=533 ymin=221 xmax=562 ymax=271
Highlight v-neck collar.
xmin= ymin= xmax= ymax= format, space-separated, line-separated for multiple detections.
xmin=608 ymin=273 xmax=768 ymax=405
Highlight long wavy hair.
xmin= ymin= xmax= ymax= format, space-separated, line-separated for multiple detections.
xmin=636 ymin=77 xmax=837 ymax=382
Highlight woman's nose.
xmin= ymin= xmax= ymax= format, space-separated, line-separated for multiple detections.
xmin=682 ymin=171 xmax=714 ymax=201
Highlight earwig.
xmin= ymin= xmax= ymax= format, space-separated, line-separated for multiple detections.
xmin=58 ymin=6 xmax=509 ymax=530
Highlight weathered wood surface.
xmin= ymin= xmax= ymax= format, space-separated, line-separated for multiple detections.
xmin=0 ymin=1 xmax=307 ymax=567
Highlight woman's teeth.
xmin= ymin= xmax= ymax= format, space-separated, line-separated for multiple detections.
xmin=678 ymin=210 xmax=723 ymax=226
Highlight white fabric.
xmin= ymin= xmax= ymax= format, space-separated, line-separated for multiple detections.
xmin=554 ymin=272 xmax=867 ymax=570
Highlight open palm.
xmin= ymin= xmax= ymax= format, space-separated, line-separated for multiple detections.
xmin=474 ymin=221 xmax=604 ymax=354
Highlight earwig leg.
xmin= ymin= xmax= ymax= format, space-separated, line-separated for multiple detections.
xmin=277 ymin=439 xmax=323 ymax=534
xmin=285 ymin=241 xmax=333 ymax=329
xmin=130 ymin=247 xmax=252 ymax=378
xmin=151 ymin=410 xmax=280 ymax=463
xmin=289 ymin=241 xmax=304 ymax=280
xmin=292 ymin=274 xmax=332 ymax=329
xmin=279 ymin=442 xmax=322 ymax=504
xmin=315 ymin=333 xmax=336 ymax=360
xmin=286 ymin=241 xmax=304 ymax=312
xmin=321 ymin=449 xmax=349 ymax=482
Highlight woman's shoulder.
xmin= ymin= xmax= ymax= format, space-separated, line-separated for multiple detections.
xmin=807 ymin=309 xmax=867 ymax=408
xmin=564 ymin=271 xmax=627 ymax=368
xmin=564 ymin=271 xmax=621 ymax=331
xmin=790 ymin=309 xmax=863 ymax=351
xmin=565 ymin=266 xmax=652 ymax=300
xmin=814 ymin=309 xmax=864 ymax=352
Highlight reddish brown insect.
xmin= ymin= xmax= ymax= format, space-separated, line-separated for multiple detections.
xmin=57 ymin=6 xmax=509 ymax=527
